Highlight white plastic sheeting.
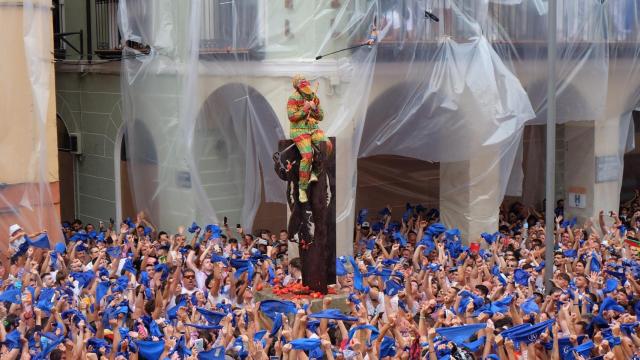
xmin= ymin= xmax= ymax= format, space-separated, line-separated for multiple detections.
xmin=111 ymin=0 xmax=640 ymax=249
xmin=5 ymin=0 xmax=640 ymax=255
xmin=0 ymin=0 xmax=60 ymax=250
xmin=118 ymin=0 xmax=378 ymax=235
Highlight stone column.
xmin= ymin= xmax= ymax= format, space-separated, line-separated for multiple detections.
xmin=564 ymin=119 xmax=625 ymax=223
xmin=439 ymin=147 xmax=502 ymax=243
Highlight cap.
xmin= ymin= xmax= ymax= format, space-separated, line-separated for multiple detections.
xmin=361 ymin=222 xmax=370 ymax=228
xmin=257 ymin=239 xmax=268 ymax=246
xmin=9 ymin=224 xmax=22 ymax=236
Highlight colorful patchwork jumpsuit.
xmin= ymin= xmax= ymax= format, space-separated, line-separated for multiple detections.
xmin=287 ymin=76 xmax=333 ymax=203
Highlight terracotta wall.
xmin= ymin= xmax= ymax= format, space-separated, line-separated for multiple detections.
xmin=0 ymin=1 xmax=61 ymax=254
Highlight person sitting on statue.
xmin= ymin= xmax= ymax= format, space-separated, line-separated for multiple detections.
xmin=287 ymin=74 xmax=333 ymax=203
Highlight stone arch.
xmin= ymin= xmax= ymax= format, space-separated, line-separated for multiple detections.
xmin=511 ymin=81 xmax=592 ymax=208
xmin=524 ymin=80 xmax=593 ymax=122
xmin=195 ymin=83 xmax=286 ymax=232
xmin=115 ymin=119 xmax=159 ymax=223
xmin=357 ymin=82 xmax=440 ymax=215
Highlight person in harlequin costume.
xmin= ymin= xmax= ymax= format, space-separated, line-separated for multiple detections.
xmin=287 ymin=74 xmax=333 ymax=203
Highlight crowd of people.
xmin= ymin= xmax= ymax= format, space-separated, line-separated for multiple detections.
xmin=1 ymin=199 xmax=640 ymax=360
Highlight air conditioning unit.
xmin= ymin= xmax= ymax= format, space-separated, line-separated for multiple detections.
xmin=69 ymin=133 xmax=82 ymax=154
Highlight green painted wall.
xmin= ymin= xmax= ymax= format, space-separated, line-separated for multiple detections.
xmin=60 ymin=0 xmax=98 ymax=60
xmin=56 ymin=71 xmax=122 ymax=224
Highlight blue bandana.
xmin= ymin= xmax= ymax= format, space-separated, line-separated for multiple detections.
xmin=198 ymin=346 xmax=226 ymax=360
xmin=380 ymin=336 xmax=397 ymax=358
xmin=309 ymin=309 xmax=357 ymax=322
xmin=501 ymin=319 xmax=555 ymax=344
xmin=26 ymin=234 xmax=51 ymax=249
xmin=521 ymin=297 xmax=540 ymax=315
xmin=436 ymin=324 xmax=486 ymax=345
xmin=290 ymin=338 xmax=321 ymax=351
xmin=259 ymin=300 xmax=297 ymax=319
xmin=357 ymin=209 xmax=368 ymax=225
xmin=196 ymin=308 xmax=226 ymax=325
xmin=0 ymin=288 xmax=22 ymax=304
xmin=135 ymin=339 xmax=165 ymax=360
xmin=481 ymin=232 xmax=500 ymax=245
xmin=347 ymin=324 xmax=380 ymax=346
xmin=35 ymin=287 xmax=56 ymax=313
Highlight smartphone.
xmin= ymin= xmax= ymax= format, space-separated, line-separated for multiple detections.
xmin=110 ymin=218 xmax=115 ymax=225
xmin=194 ymin=338 xmax=204 ymax=352
xmin=224 ymin=217 xmax=228 ymax=226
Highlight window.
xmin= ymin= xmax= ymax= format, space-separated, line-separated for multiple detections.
xmin=201 ymin=0 xmax=260 ymax=49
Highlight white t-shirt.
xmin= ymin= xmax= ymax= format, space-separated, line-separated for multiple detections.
xmin=283 ymin=274 xmax=301 ymax=286
xmin=207 ymin=293 xmax=229 ymax=307
xmin=181 ymin=287 xmax=198 ymax=296
xmin=84 ymin=261 xmax=94 ymax=272
xmin=195 ymin=270 xmax=208 ymax=291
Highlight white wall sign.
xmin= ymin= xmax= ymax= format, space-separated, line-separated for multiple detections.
xmin=596 ymin=155 xmax=621 ymax=183
xmin=568 ymin=192 xmax=586 ymax=208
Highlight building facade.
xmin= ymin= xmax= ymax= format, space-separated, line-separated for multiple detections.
xmin=53 ymin=0 xmax=640 ymax=254
xmin=1 ymin=0 xmax=60 ymax=251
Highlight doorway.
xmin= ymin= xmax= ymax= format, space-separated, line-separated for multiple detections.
xmin=622 ymin=111 xmax=640 ymax=202
xmin=119 ymin=131 xmax=136 ymax=221
xmin=115 ymin=120 xmax=159 ymax=224
xmin=356 ymin=155 xmax=440 ymax=215
xmin=56 ymin=115 xmax=75 ymax=222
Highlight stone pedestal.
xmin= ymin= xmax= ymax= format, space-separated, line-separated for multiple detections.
xmin=255 ymin=289 xmax=350 ymax=314
xmin=277 ymin=139 xmax=336 ymax=293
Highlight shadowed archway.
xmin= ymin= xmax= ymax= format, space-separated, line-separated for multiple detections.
xmin=56 ymin=114 xmax=75 ymax=223
xmin=357 ymin=82 xmax=442 ymax=216
xmin=195 ymin=83 xmax=286 ymax=232
xmin=117 ymin=120 xmax=159 ymax=223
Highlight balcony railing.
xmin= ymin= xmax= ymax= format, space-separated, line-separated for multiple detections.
xmin=95 ymin=0 xmax=121 ymax=57
xmin=362 ymin=0 xmax=639 ymax=62
xmin=89 ymin=0 xmax=263 ymax=60
xmin=373 ymin=0 xmax=636 ymax=44
xmin=64 ymin=0 xmax=636 ymax=62
xmin=199 ymin=0 xmax=263 ymax=59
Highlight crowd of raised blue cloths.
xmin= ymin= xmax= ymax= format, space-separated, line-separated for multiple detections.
xmin=1 ymin=202 xmax=640 ymax=359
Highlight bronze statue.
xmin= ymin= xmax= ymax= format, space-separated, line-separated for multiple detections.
xmin=272 ymin=75 xmax=335 ymax=292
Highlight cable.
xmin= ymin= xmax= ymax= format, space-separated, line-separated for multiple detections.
xmin=53 ymin=52 xmax=150 ymax=65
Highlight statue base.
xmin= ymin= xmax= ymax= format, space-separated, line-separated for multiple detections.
xmin=275 ymin=138 xmax=337 ymax=294
xmin=255 ymin=287 xmax=350 ymax=314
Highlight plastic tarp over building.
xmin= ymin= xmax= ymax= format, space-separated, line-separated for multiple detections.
xmin=10 ymin=0 xmax=640 ymax=255
xmin=114 ymin=0 xmax=640 ymax=254
xmin=0 ymin=0 xmax=60 ymax=254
